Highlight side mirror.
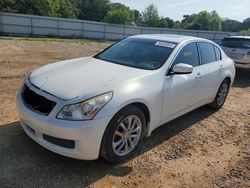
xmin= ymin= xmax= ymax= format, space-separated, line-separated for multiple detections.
xmin=173 ymin=63 xmax=193 ymax=74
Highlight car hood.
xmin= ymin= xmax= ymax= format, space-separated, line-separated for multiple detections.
xmin=29 ymin=57 xmax=151 ymax=100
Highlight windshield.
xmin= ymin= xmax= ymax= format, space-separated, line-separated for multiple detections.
xmin=94 ymin=38 xmax=176 ymax=70
xmin=221 ymin=38 xmax=250 ymax=49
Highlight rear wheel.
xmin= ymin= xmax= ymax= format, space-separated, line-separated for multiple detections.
xmin=209 ymin=79 xmax=230 ymax=110
xmin=100 ymin=105 xmax=146 ymax=163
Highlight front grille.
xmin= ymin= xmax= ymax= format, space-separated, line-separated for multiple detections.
xmin=43 ymin=134 xmax=75 ymax=149
xmin=22 ymin=84 xmax=56 ymax=115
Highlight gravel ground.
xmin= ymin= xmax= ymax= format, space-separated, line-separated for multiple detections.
xmin=0 ymin=37 xmax=249 ymax=188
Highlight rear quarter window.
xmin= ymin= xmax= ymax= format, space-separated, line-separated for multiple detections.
xmin=213 ymin=46 xmax=221 ymax=61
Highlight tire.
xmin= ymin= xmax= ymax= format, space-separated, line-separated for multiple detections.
xmin=209 ymin=79 xmax=230 ymax=110
xmin=100 ymin=105 xmax=146 ymax=163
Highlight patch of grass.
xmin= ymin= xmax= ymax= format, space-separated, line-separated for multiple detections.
xmin=0 ymin=36 xmax=112 ymax=45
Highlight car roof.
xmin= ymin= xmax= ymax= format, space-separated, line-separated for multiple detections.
xmin=225 ymin=35 xmax=250 ymax=39
xmin=130 ymin=34 xmax=203 ymax=43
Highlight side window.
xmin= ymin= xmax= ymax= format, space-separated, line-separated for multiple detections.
xmin=213 ymin=46 xmax=221 ymax=61
xmin=172 ymin=42 xmax=199 ymax=68
xmin=199 ymin=42 xmax=216 ymax=64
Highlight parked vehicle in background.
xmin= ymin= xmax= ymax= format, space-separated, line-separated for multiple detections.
xmin=17 ymin=34 xmax=235 ymax=163
xmin=220 ymin=36 xmax=250 ymax=68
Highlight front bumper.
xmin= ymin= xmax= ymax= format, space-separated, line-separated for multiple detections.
xmin=16 ymin=90 xmax=111 ymax=160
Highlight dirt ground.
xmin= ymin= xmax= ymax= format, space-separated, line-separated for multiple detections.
xmin=0 ymin=37 xmax=249 ymax=188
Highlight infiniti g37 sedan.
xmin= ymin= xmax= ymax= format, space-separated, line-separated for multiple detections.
xmin=17 ymin=34 xmax=235 ymax=163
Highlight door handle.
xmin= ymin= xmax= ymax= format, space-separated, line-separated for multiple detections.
xmin=195 ymin=72 xmax=202 ymax=79
xmin=219 ymin=65 xmax=223 ymax=69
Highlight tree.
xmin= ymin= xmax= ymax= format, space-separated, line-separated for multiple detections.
xmin=241 ymin=28 xmax=250 ymax=33
xmin=15 ymin=0 xmax=52 ymax=16
xmin=141 ymin=4 xmax=160 ymax=27
xmin=77 ymin=0 xmax=110 ymax=21
xmin=108 ymin=2 xmax=128 ymax=10
xmin=222 ymin=19 xmax=242 ymax=32
xmin=192 ymin=11 xmax=210 ymax=30
xmin=0 ymin=0 xmax=18 ymax=13
xmin=165 ymin=17 xmax=175 ymax=28
xmin=58 ymin=0 xmax=77 ymax=19
xmin=241 ymin=18 xmax=250 ymax=30
xmin=173 ymin=21 xmax=182 ymax=29
xmin=133 ymin=9 xmax=142 ymax=26
xmin=104 ymin=8 xmax=134 ymax=25
xmin=182 ymin=14 xmax=197 ymax=24
xmin=210 ymin=11 xmax=222 ymax=31
xmin=157 ymin=18 xmax=168 ymax=28
xmin=180 ymin=10 xmax=222 ymax=31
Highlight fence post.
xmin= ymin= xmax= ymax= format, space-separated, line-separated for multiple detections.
xmin=0 ymin=13 xmax=3 ymax=34
xmin=57 ymin=19 xmax=59 ymax=37
xmin=104 ymin=23 xmax=106 ymax=41
xmin=161 ymin=28 xmax=164 ymax=34
xmin=30 ymin=17 xmax=33 ymax=36
xmin=213 ymin=32 xmax=216 ymax=43
xmin=82 ymin=22 xmax=84 ymax=39
xmin=123 ymin=24 xmax=126 ymax=39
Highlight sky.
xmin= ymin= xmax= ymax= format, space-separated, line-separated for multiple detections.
xmin=111 ymin=0 xmax=250 ymax=22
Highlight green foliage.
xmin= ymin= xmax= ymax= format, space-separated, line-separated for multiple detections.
xmin=133 ymin=9 xmax=142 ymax=25
xmin=108 ymin=2 xmax=128 ymax=10
xmin=77 ymin=0 xmax=110 ymax=21
xmin=241 ymin=18 xmax=250 ymax=30
xmin=104 ymin=8 xmax=134 ymax=25
xmin=182 ymin=11 xmax=222 ymax=31
xmin=16 ymin=0 xmax=52 ymax=16
xmin=241 ymin=28 xmax=250 ymax=33
xmin=141 ymin=4 xmax=160 ymax=27
xmin=164 ymin=17 xmax=175 ymax=28
xmin=173 ymin=21 xmax=181 ymax=29
xmin=210 ymin=11 xmax=222 ymax=31
xmin=0 ymin=0 xmax=18 ymax=12
xmin=140 ymin=4 xmax=174 ymax=28
xmin=157 ymin=18 xmax=168 ymax=28
xmin=222 ymin=19 xmax=242 ymax=32
xmin=57 ymin=0 xmax=77 ymax=19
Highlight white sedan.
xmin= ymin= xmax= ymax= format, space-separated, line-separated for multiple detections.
xmin=17 ymin=34 xmax=235 ymax=163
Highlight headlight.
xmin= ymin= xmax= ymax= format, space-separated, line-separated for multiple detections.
xmin=57 ymin=92 xmax=113 ymax=120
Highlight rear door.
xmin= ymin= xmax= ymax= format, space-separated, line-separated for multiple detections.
xmin=198 ymin=42 xmax=222 ymax=100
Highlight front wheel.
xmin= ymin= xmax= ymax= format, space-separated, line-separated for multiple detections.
xmin=209 ymin=79 xmax=230 ymax=110
xmin=100 ymin=105 xmax=146 ymax=163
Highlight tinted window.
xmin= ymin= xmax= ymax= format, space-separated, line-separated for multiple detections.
xmin=214 ymin=46 xmax=221 ymax=61
xmin=95 ymin=38 xmax=176 ymax=70
xmin=221 ymin=38 xmax=250 ymax=49
xmin=199 ymin=42 xmax=216 ymax=64
xmin=172 ymin=43 xmax=199 ymax=67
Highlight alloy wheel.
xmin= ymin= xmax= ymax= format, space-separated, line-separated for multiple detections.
xmin=112 ymin=115 xmax=142 ymax=156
